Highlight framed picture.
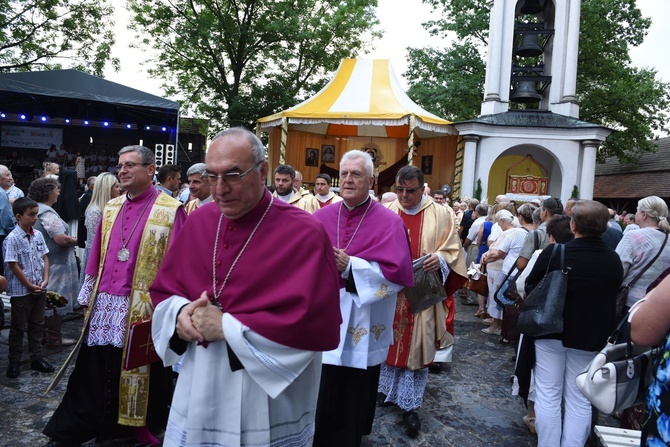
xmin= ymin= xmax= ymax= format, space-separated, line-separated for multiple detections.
xmin=321 ymin=144 xmax=335 ymax=163
xmin=305 ymin=148 xmax=319 ymax=167
xmin=421 ymin=155 xmax=433 ymax=175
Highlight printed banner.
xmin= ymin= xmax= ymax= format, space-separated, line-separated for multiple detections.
xmin=1 ymin=125 xmax=63 ymax=150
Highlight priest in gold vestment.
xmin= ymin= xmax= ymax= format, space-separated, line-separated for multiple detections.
xmin=43 ymin=145 xmax=187 ymax=447
xmin=273 ymin=164 xmax=319 ymax=213
xmin=378 ymin=165 xmax=467 ymax=433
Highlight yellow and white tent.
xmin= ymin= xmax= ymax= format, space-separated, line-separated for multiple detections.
xmin=258 ymin=58 xmax=456 ymax=139
xmin=257 ymin=58 xmax=459 ymax=192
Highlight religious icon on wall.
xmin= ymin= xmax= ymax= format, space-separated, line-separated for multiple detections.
xmin=421 ymin=156 xmax=433 ymax=175
xmin=321 ymin=145 xmax=335 ymax=163
xmin=305 ymin=148 xmax=319 ymax=166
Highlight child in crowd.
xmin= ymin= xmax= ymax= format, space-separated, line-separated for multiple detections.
xmin=3 ymin=197 xmax=53 ymax=379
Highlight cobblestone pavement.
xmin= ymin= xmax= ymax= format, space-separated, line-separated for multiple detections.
xmin=0 ymin=301 xmax=616 ymax=447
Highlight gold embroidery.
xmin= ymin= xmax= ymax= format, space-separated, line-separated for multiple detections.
xmin=347 ymin=326 xmax=368 ymax=345
xmin=374 ymin=283 xmax=390 ymax=299
xmin=370 ymin=324 xmax=386 ymax=341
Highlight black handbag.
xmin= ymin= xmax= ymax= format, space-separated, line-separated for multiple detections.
xmin=616 ymin=234 xmax=668 ymax=316
xmin=516 ymin=244 xmax=568 ymax=337
xmin=495 ymin=259 xmax=521 ymax=307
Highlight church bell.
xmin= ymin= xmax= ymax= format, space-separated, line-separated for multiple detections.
xmin=510 ymin=81 xmax=543 ymax=103
xmin=515 ymin=33 xmax=543 ymax=58
xmin=519 ymin=0 xmax=543 ymax=15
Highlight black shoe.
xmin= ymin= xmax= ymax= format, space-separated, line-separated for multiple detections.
xmin=6 ymin=361 xmax=20 ymax=378
xmin=43 ymin=440 xmax=82 ymax=447
xmin=31 ymin=358 xmax=55 ymax=373
xmin=402 ymin=410 xmax=421 ymax=430
xmin=429 ymin=362 xmax=443 ymax=373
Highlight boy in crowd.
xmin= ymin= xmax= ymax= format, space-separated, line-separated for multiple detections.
xmin=3 ymin=197 xmax=53 ymax=378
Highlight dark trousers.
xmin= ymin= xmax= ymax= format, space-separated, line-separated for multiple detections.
xmin=8 ymin=293 xmax=46 ymax=362
xmin=0 ymin=234 xmax=5 ymax=276
xmin=43 ymin=343 xmax=173 ymax=445
xmin=313 ymin=364 xmax=381 ymax=447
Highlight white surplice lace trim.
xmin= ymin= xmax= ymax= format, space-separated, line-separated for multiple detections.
xmin=86 ymin=291 xmax=130 ymax=348
xmin=378 ymin=363 xmax=429 ymax=411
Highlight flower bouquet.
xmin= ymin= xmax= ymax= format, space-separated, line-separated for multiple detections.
xmin=45 ymin=291 xmax=68 ymax=311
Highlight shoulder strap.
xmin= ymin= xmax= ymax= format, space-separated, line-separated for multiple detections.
xmin=543 ymin=243 xmax=561 ymax=276
xmin=624 ymin=233 xmax=669 ymax=288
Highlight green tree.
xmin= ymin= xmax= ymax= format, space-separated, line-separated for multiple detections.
xmin=0 ymin=0 xmax=118 ymax=76
xmin=406 ymin=0 xmax=670 ymax=164
xmin=127 ymin=0 xmax=380 ymax=131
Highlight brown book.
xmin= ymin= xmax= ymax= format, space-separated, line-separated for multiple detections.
xmin=124 ymin=320 xmax=161 ymax=370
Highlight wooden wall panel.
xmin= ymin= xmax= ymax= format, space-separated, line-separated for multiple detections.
xmin=265 ymin=128 xmax=458 ymax=193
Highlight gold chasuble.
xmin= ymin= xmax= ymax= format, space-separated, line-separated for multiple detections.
xmin=385 ymin=199 xmax=467 ymax=370
xmin=98 ymin=193 xmax=180 ymax=426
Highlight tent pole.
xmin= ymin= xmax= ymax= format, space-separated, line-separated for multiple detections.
xmin=280 ymin=118 xmax=288 ymax=165
xmin=407 ymin=115 xmax=416 ymax=165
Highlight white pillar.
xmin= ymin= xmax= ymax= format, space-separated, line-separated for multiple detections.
xmin=460 ymin=136 xmax=479 ymax=199
xmin=579 ymin=140 xmax=598 ymax=200
xmin=482 ymin=0 xmax=502 ymax=103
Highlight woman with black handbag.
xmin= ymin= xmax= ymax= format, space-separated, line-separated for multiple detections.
xmin=524 ymin=200 xmax=623 ymax=447
xmin=630 ymin=270 xmax=670 ymax=446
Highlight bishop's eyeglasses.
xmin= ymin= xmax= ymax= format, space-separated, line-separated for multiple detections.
xmin=202 ymin=161 xmax=262 ymax=186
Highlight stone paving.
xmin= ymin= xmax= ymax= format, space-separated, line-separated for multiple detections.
xmin=0 ymin=300 xmax=617 ymax=447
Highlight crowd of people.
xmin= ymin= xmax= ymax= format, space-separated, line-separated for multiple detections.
xmin=1 ymin=129 xmax=670 ymax=447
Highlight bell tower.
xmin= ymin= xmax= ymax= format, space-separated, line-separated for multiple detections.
xmin=481 ymin=0 xmax=581 ymax=118
xmin=454 ymin=0 xmax=612 ymax=203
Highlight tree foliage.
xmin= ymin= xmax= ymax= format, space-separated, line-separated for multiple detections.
xmin=0 ymin=0 xmax=118 ymax=75
xmin=127 ymin=0 xmax=380 ymax=132
xmin=406 ymin=0 xmax=670 ymax=164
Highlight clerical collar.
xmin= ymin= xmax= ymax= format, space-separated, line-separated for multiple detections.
xmin=201 ymin=196 xmax=213 ymax=204
xmin=403 ymin=196 xmax=425 ymax=216
xmin=343 ymin=196 xmax=371 ymax=211
xmin=126 ymin=185 xmax=155 ymax=202
xmin=276 ymin=190 xmax=294 ymax=203
xmin=317 ymin=192 xmax=333 ymax=202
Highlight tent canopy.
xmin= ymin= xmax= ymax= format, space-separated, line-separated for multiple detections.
xmin=258 ymin=59 xmax=456 ymax=138
xmin=0 ymin=69 xmax=179 ymax=127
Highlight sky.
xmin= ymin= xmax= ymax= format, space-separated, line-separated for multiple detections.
xmin=105 ymin=0 xmax=670 ymax=98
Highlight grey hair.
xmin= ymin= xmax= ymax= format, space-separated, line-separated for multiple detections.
xmin=638 ymin=195 xmax=670 ymax=233
xmin=340 ymin=150 xmax=373 ymax=177
xmin=211 ymin=127 xmax=266 ymax=164
xmin=119 ymin=145 xmax=155 ymax=165
xmin=187 ymin=163 xmax=207 ymax=177
xmin=0 ymin=164 xmax=9 ymax=177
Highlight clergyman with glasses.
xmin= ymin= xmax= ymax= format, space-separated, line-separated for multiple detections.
xmin=42 ymin=145 xmax=187 ymax=447
xmin=377 ymin=165 xmax=467 ymax=434
xmin=312 ymin=149 xmax=414 ymax=446
xmin=149 ymin=127 xmax=342 ymax=446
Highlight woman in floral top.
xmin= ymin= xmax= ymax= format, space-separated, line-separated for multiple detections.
xmin=631 ymin=271 xmax=670 ymax=445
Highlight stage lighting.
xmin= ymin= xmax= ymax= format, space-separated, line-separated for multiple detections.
xmin=65 ymin=119 xmax=70 ymax=123
xmin=126 ymin=124 xmax=132 ymax=129
xmin=20 ymin=114 xmax=26 ymax=120
xmin=103 ymin=122 xmax=109 ymax=127
xmin=0 ymin=113 xmax=5 ymax=118
xmin=145 ymin=125 xmax=151 ymax=130
xmin=84 ymin=120 xmax=89 ymax=125
xmin=41 ymin=116 xmax=47 ymax=122
xmin=162 ymin=127 xmax=167 ymax=131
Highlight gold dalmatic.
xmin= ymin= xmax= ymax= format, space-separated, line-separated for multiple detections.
xmin=97 ymin=193 xmax=181 ymax=426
